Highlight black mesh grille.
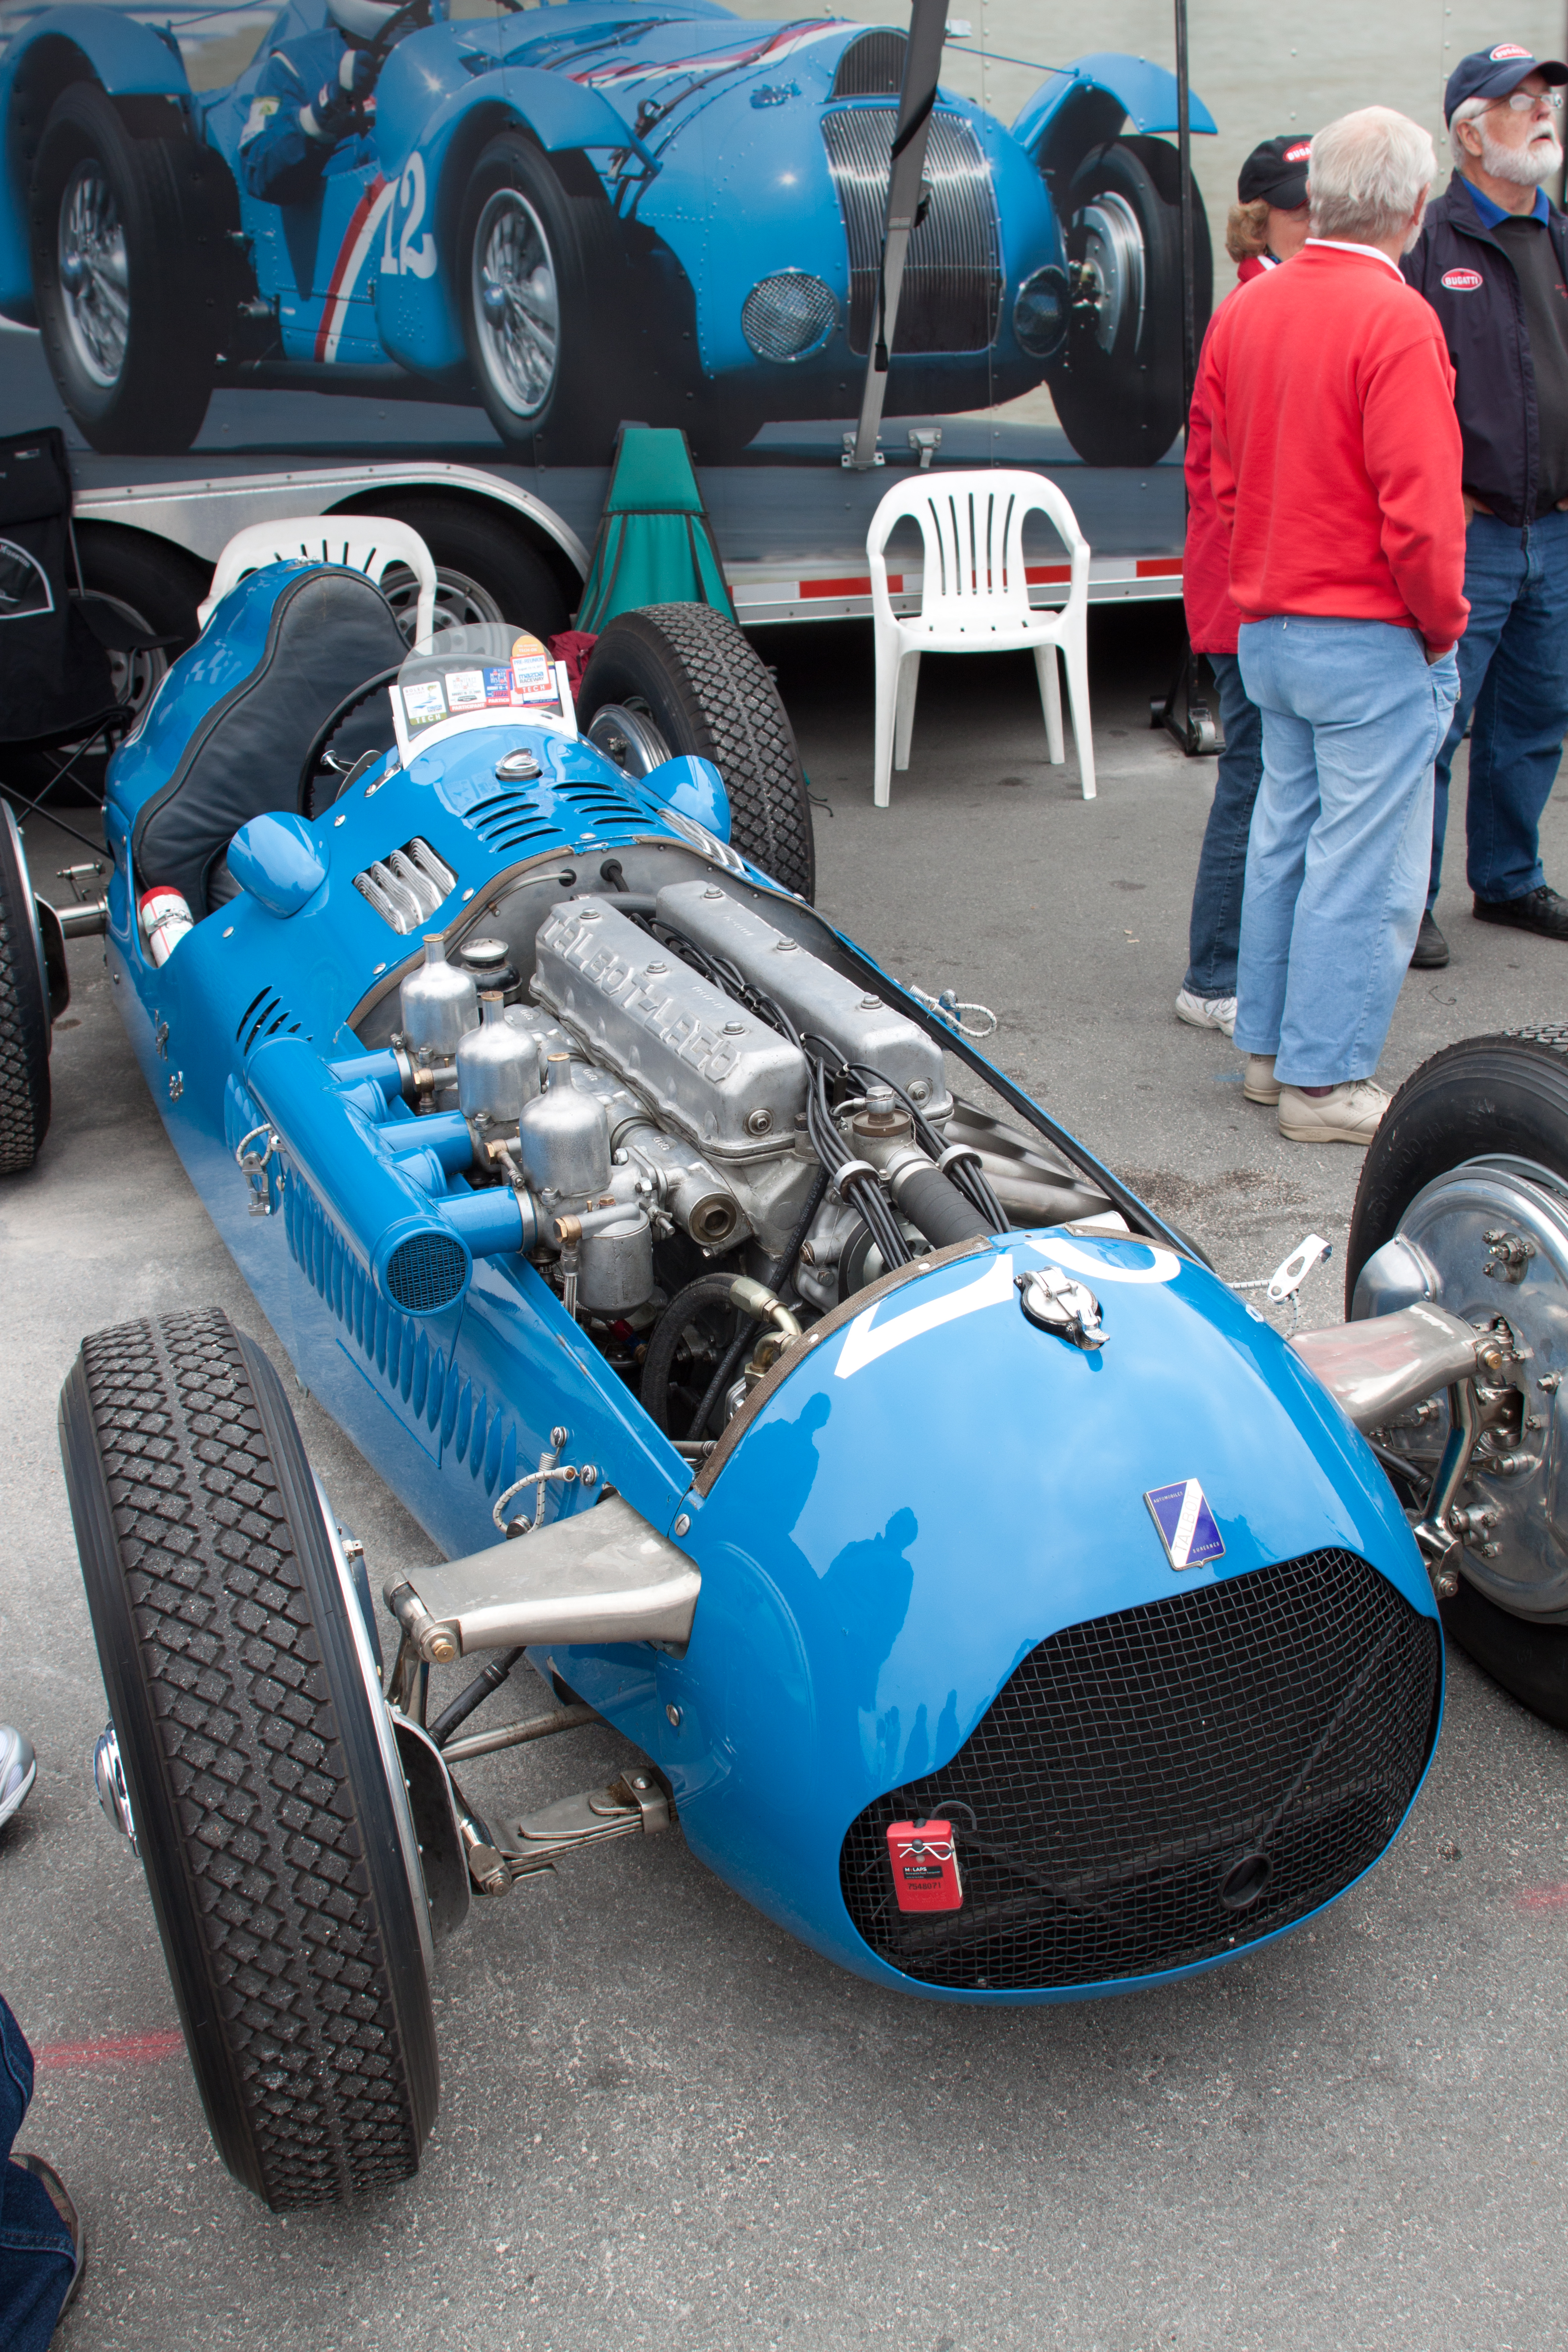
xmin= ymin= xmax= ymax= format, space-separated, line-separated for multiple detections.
xmin=831 ymin=28 xmax=907 ymax=97
xmin=383 ymin=1232 xmax=468 ymax=1314
xmin=839 ymin=1550 xmax=1439 ymax=1991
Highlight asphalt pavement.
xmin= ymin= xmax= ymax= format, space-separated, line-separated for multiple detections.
xmin=4 ymin=608 xmax=1568 ymax=2352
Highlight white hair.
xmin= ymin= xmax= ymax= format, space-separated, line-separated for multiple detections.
xmin=1308 ymin=107 xmax=1437 ymax=243
xmin=1449 ymin=94 xmax=1492 ymax=166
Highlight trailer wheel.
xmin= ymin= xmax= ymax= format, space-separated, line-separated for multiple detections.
xmin=1046 ymin=136 xmax=1211 ymax=468
xmin=1348 ymin=1030 xmax=1568 ymax=1729
xmin=459 ymin=132 xmax=619 ymax=463
xmin=60 ymin=1310 xmax=439 ymax=2208
xmin=336 ymin=495 xmax=570 ymax=641
xmin=579 ymin=604 xmax=815 ymax=899
xmin=0 ymin=803 xmax=51 ymax=1175
xmin=30 ymin=84 xmax=217 ymax=454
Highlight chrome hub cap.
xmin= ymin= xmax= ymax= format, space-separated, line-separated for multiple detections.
xmin=472 ymin=190 xmax=560 ymax=419
xmin=58 ymin=161 xmax=129 ymax=388
xmin=1072 ymin=192 xmax=1144 ymax=356
xmin=1362 ymin=1158 xmax=1568 ymax=1619
xmin=94 ymin=1722 xmax=138 ymax=1853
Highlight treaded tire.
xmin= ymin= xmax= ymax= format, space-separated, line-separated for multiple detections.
xmin=0 ymin=801 xmax=51 ymax=1174
xmin=59 ymin=1310 xmax=438 ymax=2209
xmin=1348 ymin=1028 xmax=1568 ymax=1730
xmin=458 ymin=133 xmax=620 ymax=464
xmin=578 ymin=603 xmax=815 ymax=899
xmin=30 ymin=84 xmax=219 ymax=454
xmin=1046 ymin=136 xmax=1212 ymax=467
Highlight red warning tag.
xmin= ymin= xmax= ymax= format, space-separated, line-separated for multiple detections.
xmin=886 ymin=1819 xmax=963 ymax=1913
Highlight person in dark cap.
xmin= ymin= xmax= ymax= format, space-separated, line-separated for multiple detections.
xmin=1226 ymin=134 xmax=1314 ymax=283
xmin=1403 ymin=45 xmax=1568 ymax=964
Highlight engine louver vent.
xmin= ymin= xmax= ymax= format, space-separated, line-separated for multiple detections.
xmin=461 ymin=789 xmax=561 ymax=858
xmin=831 ymin=27 xmax=906 ymax=96
xmin=235 ymin=987 xmax=300 ymax=1052
xmin=822 ymin=106 xmax=1001 ymax=354
xmin=555 ymin=782 xmax=647 ymax=828
xmin=839 ymin=1550 xmax=1440 ymax=1992
xmin=353 ymin=838 xmax=456 ymax=932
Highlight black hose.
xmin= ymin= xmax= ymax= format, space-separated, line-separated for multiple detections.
xmin=642 ymin=1274 xmax=754 ymax=1433
xmin=890 ymin=1161 xmax=993 ymax=1250
xmin=429 ymin=1647 xmax=524 ymax=1749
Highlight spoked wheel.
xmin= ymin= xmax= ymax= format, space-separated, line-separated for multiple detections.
xmin=1046 ymin=135 xmax=1211 ymax=467
xmin=0 ymin=801 xmax=52 ymax=1175
xmin=578 ymin=604 xmax=815 ymax=899
xmin=338 ymin=496 xmax=570 ymax=644
xmin=60 ymin=1310 xmax=439 ymax=2207
xmin=458 ymin=133 xmax=619 ymax=462
xmin=1348 ymin=1030 xmax=1568 ymax=1728
xmin=29 ymin=83 xmax=219 ymax=454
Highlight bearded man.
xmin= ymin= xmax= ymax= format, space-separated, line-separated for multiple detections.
xmin=1403 ymin=45 xmax=1568 ymax=963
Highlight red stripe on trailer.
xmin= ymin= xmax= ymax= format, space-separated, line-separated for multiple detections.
xmin=1136 ymin=557 xmax=1184 ymax=578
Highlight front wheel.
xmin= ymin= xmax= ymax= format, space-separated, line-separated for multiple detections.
xmin=29 ymin=82 xmax=219 ymax=454
xmin=60 ymin=1310 xmax=439 ymax=2207
xmin=1348 ymin=1030 xmax=1568 ymax=1728
xmin=578 ymin=604 xmax=815 ymax=899
xmin=1046 ymin=135 xmax=1211 ymax=467
xmin=458 ymin=134 xmax=620 ymax=464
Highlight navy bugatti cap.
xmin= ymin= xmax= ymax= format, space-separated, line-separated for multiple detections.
xmin=1444 ymin=44 xmax=1568 ymax=124
xmin=1236 ymin=134 xmax=1314 ymax=209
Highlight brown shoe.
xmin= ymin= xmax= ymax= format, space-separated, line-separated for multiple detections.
xmin=15 ymin=2153 xmax=84 ymax=2318
xmin=1242 ymin=1054 xmax=1281 ymax=1104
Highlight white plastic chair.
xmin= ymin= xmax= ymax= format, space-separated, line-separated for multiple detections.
xmin=197 ymin=514 xmax=439 ymax=645
xmin=866 ymin=468 xmax=1094 ymax=806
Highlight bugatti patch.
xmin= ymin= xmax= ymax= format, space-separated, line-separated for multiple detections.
xmin=1145 ymin=1479 xmax=1225 ymax=1569
xmin=1442 ymin=267 xmax=1484 ymax=291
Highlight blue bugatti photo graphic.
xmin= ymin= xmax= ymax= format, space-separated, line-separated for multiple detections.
xmin=13 ymin=545 xmax=1562 ymax=2213
xmin=0 ymin=0 xmax=1214 ymax=463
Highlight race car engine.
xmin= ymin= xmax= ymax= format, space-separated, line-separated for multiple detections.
xmin=351 ymin=865 xmax=1116 ymax=1443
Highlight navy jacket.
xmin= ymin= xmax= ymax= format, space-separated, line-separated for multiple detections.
xmin=1402 ymin=170 xmax=1568 ymax=529
xmin=239 ymin=32 xmax=366 ymax=206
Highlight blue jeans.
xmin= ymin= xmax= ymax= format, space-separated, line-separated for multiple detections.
xmin=1235 ymin=618 xmax=1460 ymax=1087
xmin=1430 ymin=508 xmax=1568 ymax=909
xmin=0 ymin=1999 xmax=74 ymax=2352
xmin=1182 ymin=651 xmax=1266 ymax=997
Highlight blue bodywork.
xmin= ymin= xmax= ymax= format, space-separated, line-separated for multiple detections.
xmin=0 ymin=0 xmax=1213 ymax=429
xmin=93 ymin=564 xmax=1439 ymax=2002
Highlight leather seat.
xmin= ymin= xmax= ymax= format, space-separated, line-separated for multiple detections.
xmin=134 ymin=567 xmax=408 ymax=914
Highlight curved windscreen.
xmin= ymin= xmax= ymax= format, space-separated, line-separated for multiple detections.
xmin=391 ymin=624 xmax=572 ymax=761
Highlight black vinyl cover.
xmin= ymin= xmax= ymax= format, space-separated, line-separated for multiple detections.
xmin=134 ymin=567 xmax=408 ymax=913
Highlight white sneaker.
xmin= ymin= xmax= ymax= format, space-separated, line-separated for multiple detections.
xmin=1175 ymin=987 xmax=1237 ymax=1036
xmin=1277 ymin=1079 xmax=1390 ymax=1145
xmin=1243 ymin=1054 xmax=1280 ymax=1104
xmin=0 ymin=1726 xmax=36 ymax=1828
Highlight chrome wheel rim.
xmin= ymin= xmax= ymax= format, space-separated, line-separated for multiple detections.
xmin=471 ymin=188 xmax=559 ymax=419
xmin=58 ymin=160 xmax=129 ymax=388
xmin=1073 ymin=190 xmax=1144 ymax=357
xmin=380 ymin=560 xmax=505 ymax=642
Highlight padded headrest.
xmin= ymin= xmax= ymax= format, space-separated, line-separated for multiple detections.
xmin=134 ymin=567 xmax=408 ymax=913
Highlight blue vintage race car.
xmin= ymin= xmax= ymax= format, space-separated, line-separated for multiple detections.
xmin=0 ymin=0 xmax=1213 ymax=463
xmin=9 ymin=542 xmax=1564 ymax=2215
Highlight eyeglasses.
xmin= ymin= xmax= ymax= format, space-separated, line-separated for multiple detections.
xmin=1492 ymin=87 xmax=1564 ymax=112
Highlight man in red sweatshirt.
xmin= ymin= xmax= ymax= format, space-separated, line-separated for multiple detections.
xmin=1202 ymin=107 xmax=1469 ymax=1146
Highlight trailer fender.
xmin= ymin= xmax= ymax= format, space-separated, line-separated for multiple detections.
xmin=1012 ymin=51 xmax=1216 ymax=195
xmin=0 ymin=11 xmax=195 ymax=322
